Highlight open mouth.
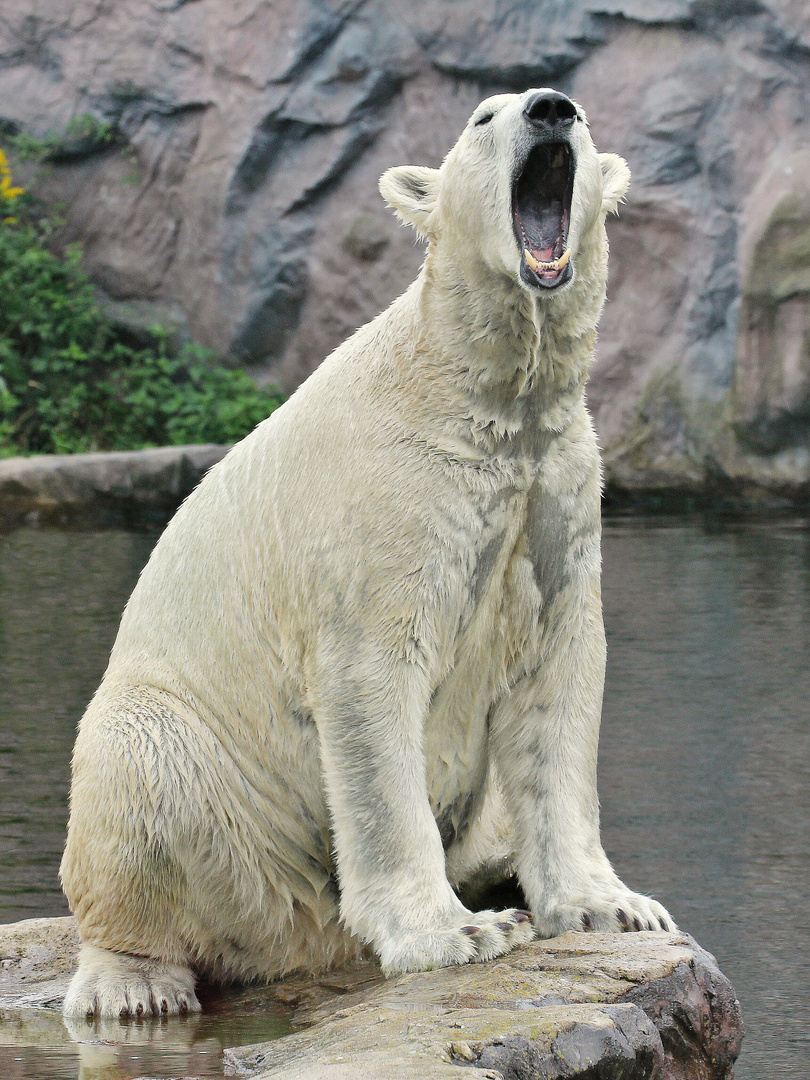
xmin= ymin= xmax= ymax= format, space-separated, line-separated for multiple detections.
xmin=512 ymin=141 xmax=575 ymax=290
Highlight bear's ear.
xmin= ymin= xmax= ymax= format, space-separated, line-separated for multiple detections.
xmin=599 ymin=153 xmax=631 ymax=215
xmin=379 ymin=165 xmax=439 ymax=236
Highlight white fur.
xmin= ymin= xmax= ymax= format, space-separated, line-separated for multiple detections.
xmin=61 ymin=89 xmax=673 ymax=1019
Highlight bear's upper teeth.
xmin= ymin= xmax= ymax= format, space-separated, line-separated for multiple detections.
xmin=524 ymin=247 xmax=571 ymax=273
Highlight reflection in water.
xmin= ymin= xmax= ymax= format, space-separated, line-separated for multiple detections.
xmin=0 ymin=518 xmax=808 ymax=1078
xmin=0 ymin=993 xmax=292 ymax=1080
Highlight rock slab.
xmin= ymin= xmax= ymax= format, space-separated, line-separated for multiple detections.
xmin=0 ymin=918 xmax=80 ymax=1010
xmin=0 ymin=444 xmax=229 ymax=529
xmin=0 ymin=917 xmax=743 ymax=1079
xmin=230 ymin=931 xmax=743 ymax=1080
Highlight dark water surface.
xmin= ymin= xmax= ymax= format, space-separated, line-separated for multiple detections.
xmin=1 ymin=517 xmax=808 ymax=1078
xmin=600 ymin=516 xmax=810 ymax=1080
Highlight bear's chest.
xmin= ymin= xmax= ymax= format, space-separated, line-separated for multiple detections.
xmin=423 ymin=448 xmax=600 ymax=818
xmin=460 ymin=471 xmax=589 ymax=662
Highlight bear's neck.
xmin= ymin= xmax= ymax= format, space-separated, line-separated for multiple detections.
xmin=406 ymin=223 xmax=609 ymax=456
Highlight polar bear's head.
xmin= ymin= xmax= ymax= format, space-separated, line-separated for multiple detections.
xmin=380 ymin=89 xmax=629 ymax=298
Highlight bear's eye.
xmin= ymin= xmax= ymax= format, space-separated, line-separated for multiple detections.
xmin=474 ymin=112 xmax=494 ymax=127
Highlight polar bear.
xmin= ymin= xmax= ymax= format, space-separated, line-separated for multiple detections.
xmin=60 ymin=88 xmax=675 ymax=1019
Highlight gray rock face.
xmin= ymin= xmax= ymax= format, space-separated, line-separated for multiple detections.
xmin=0 ymin=918 xmax=743 ymax=1080
xmin=2 ymin=1 xmax=809 ymax=500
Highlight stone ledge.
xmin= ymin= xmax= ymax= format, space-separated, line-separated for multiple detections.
xmin=228 ymin=931 xmax=743 ymax=1080
xmin=0 ymin=917 xmax=80 ymax=1010
xmin=2 ymin=447 xmax=805 ymax=532
xmin=0 ymin=917 xmax=743 ymax=1080
xmin=0 ymin=445 xmax=230 ymax=529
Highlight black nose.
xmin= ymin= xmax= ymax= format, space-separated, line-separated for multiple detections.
xmin=523 ymin=91 xmax=577 ymax=130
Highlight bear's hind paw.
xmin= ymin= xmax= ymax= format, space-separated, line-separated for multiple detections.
xmin=63 ymin=945 xmax=200 ymax=1019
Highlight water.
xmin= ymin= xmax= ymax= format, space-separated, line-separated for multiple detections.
xmin=0 ymin=529 xmax=157 ymax=925
xmin=599 ymin=516 xmax=810 ymax=1079
xmin=0 ymin=1000 xmax=293 ymax=1080
xmin=1 ymin=517 xmax=808 ymax=1078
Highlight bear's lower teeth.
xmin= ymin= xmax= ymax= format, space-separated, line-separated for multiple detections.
xmin=524 ymin=247 xmax=571 ymax=273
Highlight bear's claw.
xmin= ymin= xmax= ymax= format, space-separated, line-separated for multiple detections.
xmin=63 ymin=944 xmax=200 ymax=1020
xmin=534 ymin=890 xmax=676 ymax=939
xmin=380 ymin=907 xmax=536 ymax=975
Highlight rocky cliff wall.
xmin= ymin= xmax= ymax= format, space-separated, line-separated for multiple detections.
xmin=2 ymin=0 xmax=810 ymax=501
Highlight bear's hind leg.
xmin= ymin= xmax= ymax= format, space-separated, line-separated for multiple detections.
xmin=63 ymin=945 xmax=200 ymax=1019
xmin=61 ymin=689 xmax=229 ymax=1018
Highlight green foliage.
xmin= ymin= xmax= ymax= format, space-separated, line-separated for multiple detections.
xmin=4 ymin=113 xmax=119 ymax=162
xmin=0 ymin=217 xmax=285 ymax=457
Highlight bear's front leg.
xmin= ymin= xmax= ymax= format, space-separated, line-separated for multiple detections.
xmin=489 ymin=582 xmax=676 ymax=937
xmin=313 ymin=641 xmax=535 ymax=975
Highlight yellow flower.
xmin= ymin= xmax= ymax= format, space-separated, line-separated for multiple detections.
xmin=0 ymin=150 xmax=23 ymax=203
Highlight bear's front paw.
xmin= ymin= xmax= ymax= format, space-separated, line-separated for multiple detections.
xmin=533 ymin=890 xmax=676 ymax=938
xmin=63 ymin=945 xmax=201 ymax=1019
xmin=379 ymin=908 xmax=535 ymax=975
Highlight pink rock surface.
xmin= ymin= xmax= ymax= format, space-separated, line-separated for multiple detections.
xmin=2 ymin=1 xmax=809 ymax=500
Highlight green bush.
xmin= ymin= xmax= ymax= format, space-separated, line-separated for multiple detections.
xmin=0 ymin=157 xmax=284 ymax=456
xmin=4 ymin=113 xmax=119 ymax=163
